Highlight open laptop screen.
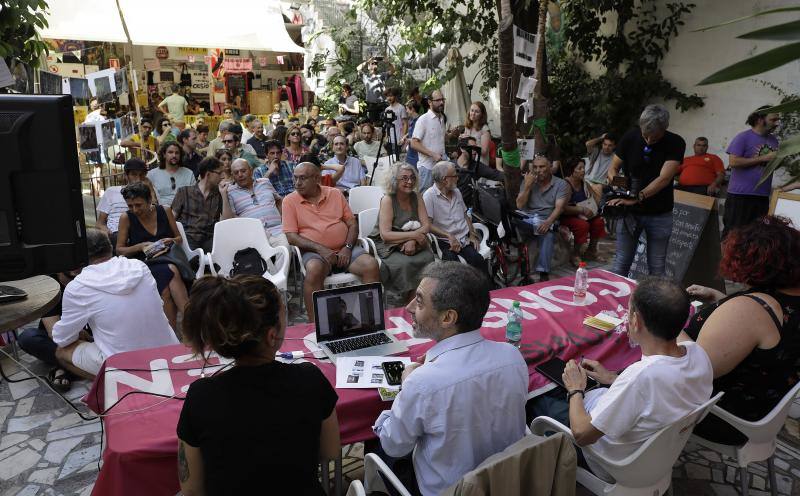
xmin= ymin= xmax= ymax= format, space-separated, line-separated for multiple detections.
xmin=313 ymin=283 xmax=385 ymax=342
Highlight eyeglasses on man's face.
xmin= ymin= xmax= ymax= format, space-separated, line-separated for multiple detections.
xmin=222 ymin=139 xmax=236 ymax=144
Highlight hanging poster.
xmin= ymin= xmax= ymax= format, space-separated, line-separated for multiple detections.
xmin=222 ymin=57 xmax=253 ymax=72
xmin=190 ymin=70 xmax=210 ymax=92
xmin=69 ymin=77 xmax=90 ymax=101
xmin=39 ymin=71 xmax=63 ymax=95
xmin=100 ymin=120 xmax=116 ymax=144
xmin=114 ymin=68 xmax=129 ymax=95
xmin=78 ymin=124 xmax=99 ymax=151
xmin=513 ymin=26 xmax=537 ymax=69
xmin=95 ymin=77 xmax=113 ymax=103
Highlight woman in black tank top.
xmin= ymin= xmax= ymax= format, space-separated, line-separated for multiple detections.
xmin=681 ymin=216 xmax=800 ymax=444
xmin=115 ymin=182 xmax=190 ymax=330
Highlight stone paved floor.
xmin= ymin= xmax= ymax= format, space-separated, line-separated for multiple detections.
xmin=2 ymin=237 xmax=800 ymax=495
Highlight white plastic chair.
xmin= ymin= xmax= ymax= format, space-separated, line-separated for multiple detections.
xmin=175 ymin=222 xmax=206 ymax=279
xmin=357 ymin=207 xmax=381 ymax=267
xmin=363 ymin=452 xmax=414 ymax=496
xmin=346 ymin=480 xmax=366 ymax=496
xmin=690 ymin=381 xmax=800 ymax=496
xmin=205 ymin=218 xmax=290 ymax=292
xmin=363 ymin=156 xmax=392 ymax=189
xmin=349 ymin=185 xmax=384 ymax=214
xmin=531 ymin=392 xmax=724 ymax=496
xmin=428 ymin=222 xmax=491 ymax=269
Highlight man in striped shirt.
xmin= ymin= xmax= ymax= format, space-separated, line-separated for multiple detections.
xmin=221 ymin=159 xmax=289 ymax=249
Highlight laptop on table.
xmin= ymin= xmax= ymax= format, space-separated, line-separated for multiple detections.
xmin=313 ymin=283 xmax=408 ymax=364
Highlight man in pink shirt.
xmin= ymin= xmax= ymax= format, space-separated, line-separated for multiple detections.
xmin=282 ymin=162 xmax=380 ymax=321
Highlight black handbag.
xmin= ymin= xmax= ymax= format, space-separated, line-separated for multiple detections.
xmin=179 ymin=64 xmax=191 ymax=88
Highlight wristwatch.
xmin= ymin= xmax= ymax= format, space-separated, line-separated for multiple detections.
xmin=345 ymin=243 xmax=354 ymax=250
xmin=567 ymin=389 xmax=585 ymax=400
xmin=637 ymin=190 xmax=646 ymax=203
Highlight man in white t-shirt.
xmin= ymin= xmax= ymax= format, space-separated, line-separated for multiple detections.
xmin=554 ymin=278 xmax=713 ymax=480
xmin=53 ymin=229 xmax=178 ymax=379
xmin=410 ymin=89 xmax=447 ymax=192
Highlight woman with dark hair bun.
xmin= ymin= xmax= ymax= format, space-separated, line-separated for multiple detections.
xmin=177 ymin=275 xmax=340 ymax=495
xmin=681 ymin=215 xmax=800 ymax=445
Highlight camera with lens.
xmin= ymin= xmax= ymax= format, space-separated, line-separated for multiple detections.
xmin=380 ymin=108 xmax=397 ymax=125
xmin=600 ymin=179 xmax=639 ymax=219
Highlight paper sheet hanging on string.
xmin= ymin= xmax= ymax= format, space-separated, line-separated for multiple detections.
xmin=516 ymin=75 xmax=537 ymax=100
xmin=514 ymin=26 xmax=537 ymax=68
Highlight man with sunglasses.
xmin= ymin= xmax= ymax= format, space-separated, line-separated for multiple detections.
xmin=172 ymin=157 xmax=224 ymax=252
xmin=121 ymin=119 xmax=158 ymax=162
xmin=147 ymin=142 xmax=196 ymax=207
xmin=220 ymin=158 xmax=288 ymax=249
xmin=222 ymin=131 xmax=261 ymax=169
xmin=606 ymin=104 xmax=686 ymax=277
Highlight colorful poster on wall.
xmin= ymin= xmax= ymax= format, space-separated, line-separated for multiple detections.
xmin=222 ymin=57 xmax=252 ymax=72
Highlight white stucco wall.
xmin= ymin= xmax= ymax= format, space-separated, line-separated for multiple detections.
xmin=660 ymin=0 xmax=800 ymax=182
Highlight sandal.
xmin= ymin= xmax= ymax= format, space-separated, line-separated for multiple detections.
xmin=47 ymin=367 xmax=72 ymax=392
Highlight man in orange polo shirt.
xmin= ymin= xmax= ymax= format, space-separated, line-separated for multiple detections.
xmin=283 ymin=162 xmax=381 ymax=321
xmin=676 ymin=137 xmax=725 ymax=196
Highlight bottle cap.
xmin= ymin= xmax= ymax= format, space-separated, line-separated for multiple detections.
xmin=512 ymin=300 xmax=520 ymax=307
xmin=579 ymin=261 xmax=587 ymax=268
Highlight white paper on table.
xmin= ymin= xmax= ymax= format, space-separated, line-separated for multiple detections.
xmin=335 ymin=356 xmax=412 ymax=389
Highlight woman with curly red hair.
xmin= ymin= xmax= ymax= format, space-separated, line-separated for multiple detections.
xmin=680 ymin=215 xmax=800 ymax=445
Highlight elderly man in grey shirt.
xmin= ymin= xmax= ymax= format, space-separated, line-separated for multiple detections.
xmin=423 ymin=162 xmax=486 ymax=273
xmin=516 ymin=155 xmax=570 ymax=281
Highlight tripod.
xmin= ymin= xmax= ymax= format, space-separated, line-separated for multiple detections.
xmin=368 ymin=117 xmax=399 ymax=186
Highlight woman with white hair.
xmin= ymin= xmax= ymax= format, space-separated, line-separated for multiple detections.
xmin=369 ymin=162 xmax=435 ymax=301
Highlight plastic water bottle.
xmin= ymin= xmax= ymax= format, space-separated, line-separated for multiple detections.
xmin=506 ymin=301 xmax=522 ymax=347
xmin=574 ymin=262 xmax=589 ymax=302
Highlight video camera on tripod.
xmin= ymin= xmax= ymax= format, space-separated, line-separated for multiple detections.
xmin=380 ymin=107 xmax=397 ymax=126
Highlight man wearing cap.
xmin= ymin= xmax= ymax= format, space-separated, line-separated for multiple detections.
xmin=97 ymin=158 xmax=156 ymax=247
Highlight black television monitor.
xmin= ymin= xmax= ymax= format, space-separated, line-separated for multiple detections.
xmin=0 ymin=94 xmax=87 ymax=281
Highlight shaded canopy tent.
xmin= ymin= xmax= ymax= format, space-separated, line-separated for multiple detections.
xmin=41 ymin=0 xmax=303 ymax=53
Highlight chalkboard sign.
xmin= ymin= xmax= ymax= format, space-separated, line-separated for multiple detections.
xmin=629 ymin=190 xmax=724 ymax=290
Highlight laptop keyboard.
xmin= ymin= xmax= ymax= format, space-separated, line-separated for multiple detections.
xmin=327 ymin=333 xmax=392 ymax=354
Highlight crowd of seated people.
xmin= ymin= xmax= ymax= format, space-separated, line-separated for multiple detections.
xmin=16 ymin=84 xmax=800 ymax=496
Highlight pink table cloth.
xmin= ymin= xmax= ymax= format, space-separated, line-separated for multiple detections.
xmin=86 ymin=269 xmax=640 ymax=496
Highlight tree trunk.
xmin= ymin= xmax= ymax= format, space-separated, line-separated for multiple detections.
xmin=532 ymin=0 xmax=549 ymax=157
xmin=497 ymin=0 xmax=520 ymax=206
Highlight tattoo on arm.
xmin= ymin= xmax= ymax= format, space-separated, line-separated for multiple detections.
xmin=178 ymin=441 xmax=190 ymax=483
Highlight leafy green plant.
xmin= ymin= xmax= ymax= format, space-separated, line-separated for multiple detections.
xmin=696 ymin=6 xmax=800 ymax=185
xmin=308 ymin=7 xmax=418 ymax=117
xmin=0 ymin=0 xmax=50 ymax=68
xmin=547 ymin=0 xmax=703 ymax=157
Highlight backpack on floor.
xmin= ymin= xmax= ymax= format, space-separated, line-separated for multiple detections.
xmin=229 ymin=247 xmax=267 ymax=277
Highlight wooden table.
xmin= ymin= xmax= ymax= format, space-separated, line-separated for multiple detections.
xmin=0 ymin=275 xmax=61 ymax=333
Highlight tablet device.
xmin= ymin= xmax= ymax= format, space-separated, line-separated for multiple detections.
xmin=535 ymin=356 xmax=599 ymax=391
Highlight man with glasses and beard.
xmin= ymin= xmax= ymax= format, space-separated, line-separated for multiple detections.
xmin=222 ymin=131 xmax=261 ymax=168
xmin=220 ymin=159 xmax=288 ymax=249
xmin=372 ymin=262 xmax=528 ymax=496
xmin=606 ymin=104 xmax=686 ymax=277
xmin=723 ymin=106 xmax=781 ymax=237
xmin=147 ymin=142 xmax=196 ymax=207
xmin=411 ymin=89 xmax=448 ymax=193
